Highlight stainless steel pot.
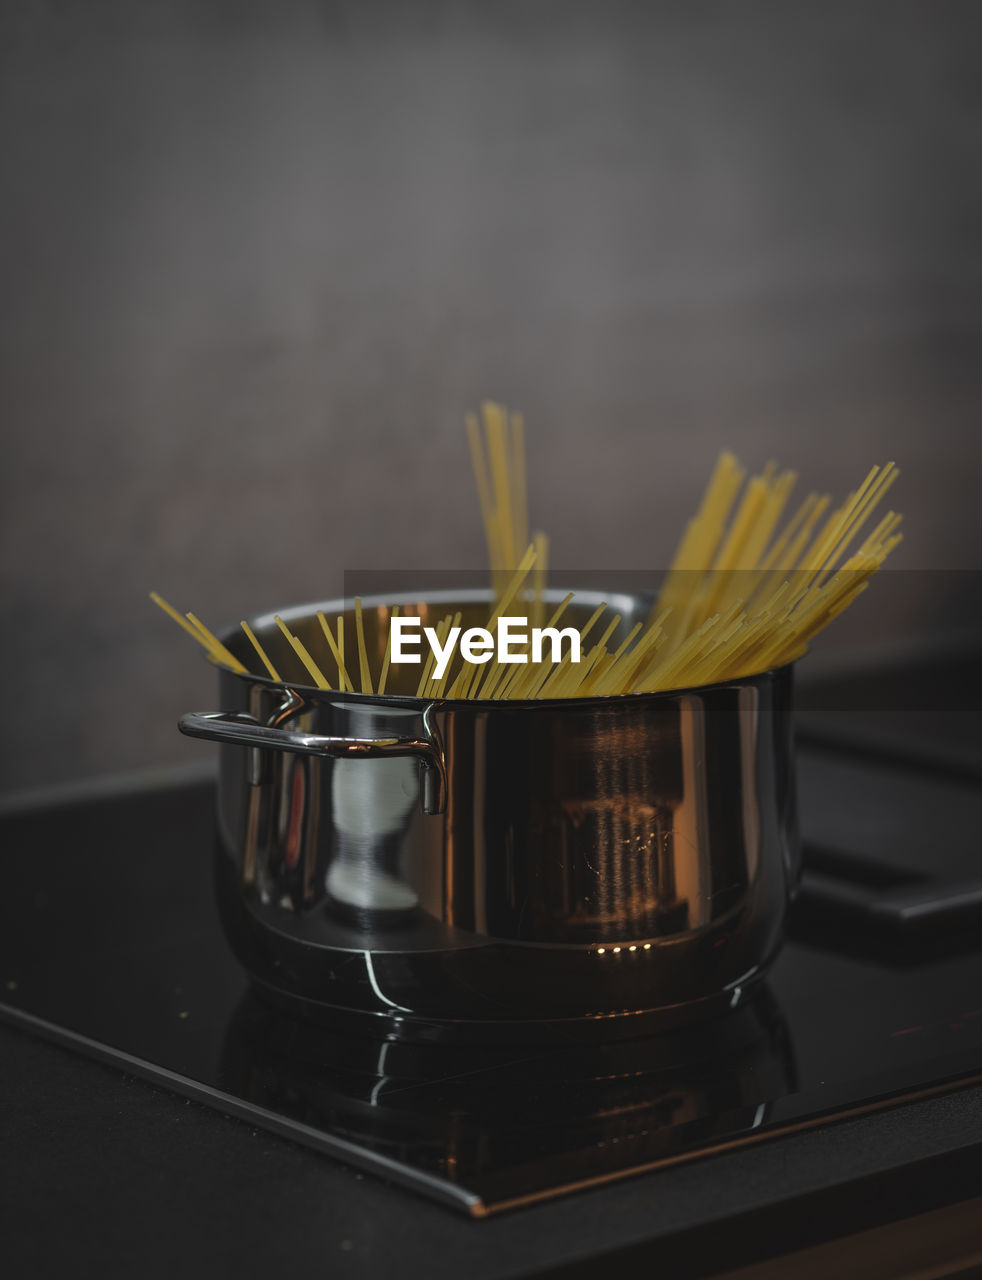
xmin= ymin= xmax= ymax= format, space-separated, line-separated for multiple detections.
xmin=180 ymin=588 xmax=800 ymax=1039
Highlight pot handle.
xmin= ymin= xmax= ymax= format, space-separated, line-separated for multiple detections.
xmin=178 ymin=710 xmax=447 ymax=815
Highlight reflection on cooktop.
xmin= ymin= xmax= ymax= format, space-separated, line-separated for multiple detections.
xmin=222 ymin=987 xmax=795 ymax=1210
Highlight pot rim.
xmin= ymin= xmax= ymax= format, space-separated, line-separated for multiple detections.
xmin=215 ymin=586 xmax=797 ymax=710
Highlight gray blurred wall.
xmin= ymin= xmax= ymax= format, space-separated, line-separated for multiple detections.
xmin=1 ymin=0 xmax=981 ymax=793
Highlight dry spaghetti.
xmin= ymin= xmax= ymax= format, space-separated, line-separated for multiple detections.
xmin=152 ymin=402 xmax=902 ymax=698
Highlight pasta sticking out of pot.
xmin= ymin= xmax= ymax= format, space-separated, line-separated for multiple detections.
xmin=151 ymin=402 xmax=902 ymax=698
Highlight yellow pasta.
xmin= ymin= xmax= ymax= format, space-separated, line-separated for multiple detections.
xmin=149 ymin=594 xmax=249 ymax=674
xmin=186 ymin=612 xmax=250 ymax=676
xmin=155 ymin=404 xmax=902 ymax=700
xmin=240 ymin=620 xmax=281 ymax=681
xmin=316 ymin=611 xmax=353 ymax=693
xmin=354 ymin=597 xmax=373 ymax=695
xmin=377 ymin=605 xmax=398 ymax=696
xmin=274 ymin=616 xmax=331 ymax=690
xmin=336 ymin=616 xmax=348 ymax=693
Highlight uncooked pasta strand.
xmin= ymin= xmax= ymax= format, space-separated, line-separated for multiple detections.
xmin=511 ymin=412 xmax=528 ymax=558
xmin=531 ymin=530 xmax=548 ymax=630
xmin=151 ymin=593 xmax=224 ymax=658
xmin=467 ymin=412 xmax=498 ymax=572
xmin=377 ymin=605 xmax=398 ymax=696
xmin=336 ymin=617 xmax=349 ymax=693
xmin=485 ymin=402 xmax=515 ymax=576
xmin=274 ymin=616 xmax=331 ymax=690
xmin=241 ymin=621 xmax=281 ymax=681
xmin=316 ymin=611 xmax=353 ymax=693
xmin=354 ymin=597 xmax=374 ymax=695
xmin=185 ymin=612 xmax=249 ymax=674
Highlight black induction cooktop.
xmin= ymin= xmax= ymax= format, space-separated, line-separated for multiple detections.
xmin=2 ymin=682 xmax=982 ymax=1217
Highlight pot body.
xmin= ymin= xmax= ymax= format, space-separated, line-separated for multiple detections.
xmin=187 ymin=590 xmax=800 ymax=1036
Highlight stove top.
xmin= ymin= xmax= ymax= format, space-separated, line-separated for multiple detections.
xmin=2 ymin=687 xmax=982 ymax=1217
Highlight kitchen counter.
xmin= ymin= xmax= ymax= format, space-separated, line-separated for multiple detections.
xmin=4 ymin=1016 xmax=982 ymax=1278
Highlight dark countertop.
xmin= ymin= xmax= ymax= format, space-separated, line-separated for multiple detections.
xmin=5 ymin=1016 xmax=982 ymax=1279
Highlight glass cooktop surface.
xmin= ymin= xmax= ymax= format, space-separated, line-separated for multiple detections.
xmin=3 ymin=709 xmax=982 ymax=1216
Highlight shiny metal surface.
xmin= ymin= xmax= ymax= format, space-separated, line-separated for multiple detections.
xmin=182 ymin=588 xmax=800 ymax=1034
xmin=179 ymin=708 xmax=447 ymax=814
